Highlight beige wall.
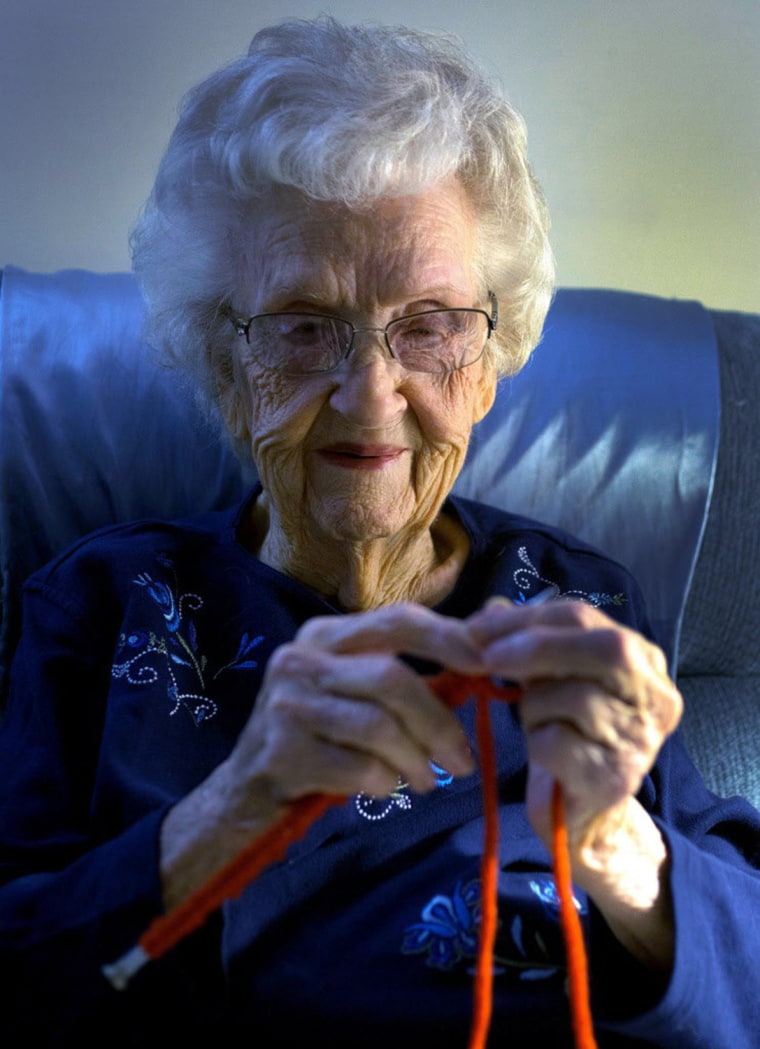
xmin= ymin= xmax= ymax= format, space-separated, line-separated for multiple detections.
xmin=1 ymin=0 xmax=757 ymax=311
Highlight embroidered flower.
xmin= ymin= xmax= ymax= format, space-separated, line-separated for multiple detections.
xmin=402 ymin=875 xmax=575 ymax=981
xmin=112 ymin=567 xmax=265 ymax=727
xmin=135 ymin=574 xmax=181 ymax=631
xmin=402 ymin=880 xmax=481 ymax=970
xmin=529 ymin=875 xmax=585 ymax=915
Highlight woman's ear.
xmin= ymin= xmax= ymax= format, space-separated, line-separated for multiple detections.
xmin=472 ymin=365 xmax=498 ymax=424
xmin=218 ymin=383 xmax=251 ymax=443
xmin=213 ymin=347 xmax=251 ymax=443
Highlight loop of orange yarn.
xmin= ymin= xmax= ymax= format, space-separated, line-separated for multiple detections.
xmin=105 ymin=671 xmax=597 ymax=1049
xmin=428 ymin=671 xmax=598 ymax=1049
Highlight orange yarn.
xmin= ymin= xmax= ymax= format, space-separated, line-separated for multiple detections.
xmin=106 ymin=671 xmax=597 ymax=1049
xmin=429 ymin=672 xmax=598 ymax=1049
xmin=141 ymin=792 xmax=345 ymax=959
xmin=551 ymin=781 xmax=597 ymax=1049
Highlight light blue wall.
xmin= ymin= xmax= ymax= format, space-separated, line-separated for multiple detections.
xmin=1 ymin=0 xmax=757 ymax=311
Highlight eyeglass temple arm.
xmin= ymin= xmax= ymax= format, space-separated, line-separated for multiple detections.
xmin=488 ymin=291 xmax=499 ymax=331
xmin=220 ymin=303 xmax=249 ymax=338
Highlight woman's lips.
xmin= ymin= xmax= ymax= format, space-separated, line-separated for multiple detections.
xmin=317 ymin=443 xmax=407 ymax=470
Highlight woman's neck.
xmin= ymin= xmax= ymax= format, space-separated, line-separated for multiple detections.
xmin=243 ymin=495 xmax=469 ymax=611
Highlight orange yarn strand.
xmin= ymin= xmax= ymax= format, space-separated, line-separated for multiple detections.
xmin=103 ymin=670 xmax=597 ymax=1049
xmin=468 ymin=694 xmax=500 ymax=1049
xmin=551 ymin=782 xmax=598 ymax=1049
xmin=141 ymin=793 xmax=343 ymax=959
xmin=429 ymin=671 xmax=598 ymax=1049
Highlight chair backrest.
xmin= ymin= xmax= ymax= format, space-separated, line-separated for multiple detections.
xmin=2 ymin=265 xmax=735 ymax=790
xmin=456 ymin=286 xmax=720 ymax=668
xmin=0 ymin=266 xmax=256 ymax=695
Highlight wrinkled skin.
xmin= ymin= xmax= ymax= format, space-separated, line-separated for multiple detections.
xmin=161 ymin=179 xmax=683 ymax=974
xmin=217 ymin=178 xmax=498 ymax=610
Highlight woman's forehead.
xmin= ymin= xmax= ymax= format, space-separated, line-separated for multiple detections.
xmin=242 ymin=181 xmax=479 ymax=310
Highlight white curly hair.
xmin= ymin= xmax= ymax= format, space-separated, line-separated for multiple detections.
xmin=131 ymin=16 xmax=555 ymax=419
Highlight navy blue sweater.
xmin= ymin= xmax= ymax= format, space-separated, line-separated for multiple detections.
xmin=0 ymin=493 xmax=758 ymax=1047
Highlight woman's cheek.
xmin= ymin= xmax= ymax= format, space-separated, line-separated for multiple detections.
xmin=246 ymin=373 xmax=325 ymax=484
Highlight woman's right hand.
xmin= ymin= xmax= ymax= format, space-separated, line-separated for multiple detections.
xmin=159 ymin=603 xmax=482 ymax=907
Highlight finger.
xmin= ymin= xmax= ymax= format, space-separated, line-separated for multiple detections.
xmin=467 ymin=595 xmax=603 ymax=646
xmin=476 ymin=608 xmax=672 ymax=704
xmin=524 ymin=717 xmax=652 ymax=810
xmin=295 ymin=603 xmax=485 ymax=670
xmin=314 ymin=653 xmax=476 ymax=778
xmin=254 ymin=710 xmax=438 ymax=800
xmin=281 ymin=692 xmax=443 ymax=794
xmin=262 ymin=645 xmax=475 ymax=780
xmin=519 ymin=678 xmax=679 ymax=753
xmin=244 ymin=712 xmax=408 ymax=801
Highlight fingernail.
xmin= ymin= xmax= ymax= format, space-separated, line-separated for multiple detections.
xmin=449 ymin=737 xmax=476 ymax=776
xmin=484 ymin=596 xmax=515 ymax=608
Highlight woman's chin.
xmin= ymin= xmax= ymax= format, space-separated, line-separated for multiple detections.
xmin=307 ymin=494 xmax=416 ymax=545
xmin=300 ymin=465 xmax=457 ymax=545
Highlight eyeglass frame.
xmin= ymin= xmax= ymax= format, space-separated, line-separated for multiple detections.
xmin=224 ymin=292 xmax=499 ymax=376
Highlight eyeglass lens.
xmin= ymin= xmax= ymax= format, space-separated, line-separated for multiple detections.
xmin=245 ymin=310 xmax=489 ymax=374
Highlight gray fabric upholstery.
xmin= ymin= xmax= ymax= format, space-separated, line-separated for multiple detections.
xmin=677 ymin=309 xmax=760 ymax=803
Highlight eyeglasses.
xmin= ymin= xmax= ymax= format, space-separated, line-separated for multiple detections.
xmin=226 ymin=293 xmax=498 ymax=376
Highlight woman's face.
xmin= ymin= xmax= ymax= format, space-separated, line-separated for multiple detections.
xmin=221 ymin=177 xmax=498 ymax=546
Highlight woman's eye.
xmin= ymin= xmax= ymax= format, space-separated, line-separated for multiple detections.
xmin=285 ymin=319 xmax=327 ymax=341
xmin=402 ymin=323 xmax=444 ymax=344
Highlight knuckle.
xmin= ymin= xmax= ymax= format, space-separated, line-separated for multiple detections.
xmin=328 ymin=699 xmax=390 ymax=744
xmin=361 ymin=757 xmax=403 ymax=797
xmin=265 ymin=642 xmax=309 ymax=677
xmin=606 ymin=626 xmax=635 ymax=664
xmin=296 ymin=614 xmax=342 ymax=644
xmin=563 ymin=599 xmax=599 ymax=629
xmin=374 ymin=602 xmax=429 ymax=639
xmin=372 ymin=655 xmax=410 ymax=691
xmin=660 ymin=682 xmax=684 ymax=733
xmin=649 ymin=643 xmax=670 ymax=676
xmin=670 ymin=684 xmax=684 ymax=725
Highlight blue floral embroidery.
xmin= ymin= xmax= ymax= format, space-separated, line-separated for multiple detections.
xmin=402 ymin=880 xmax=481 ymax=970
xmin=135 ymin=573 xmax=181 ymax=631
xmin=529 ymin=874 xmax=585 ymax=915
xmin=111 ymin=568 xmax=264 ymax=726
xmin=430 ymin=760 xmax=454 ymax=787
xmin=402 ymin=875 xmax=581 ymax=981
xmin=512 ymin=547 xmax=626 ymax=608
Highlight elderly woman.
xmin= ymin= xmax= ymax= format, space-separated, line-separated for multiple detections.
xmin=0 ymin=17 xmax=758 ymax=1049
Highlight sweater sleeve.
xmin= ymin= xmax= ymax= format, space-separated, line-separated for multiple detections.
xmin=593 ymin=729 xmax=760 ymax=1047
xmin=0 ymin=579 xmax=226 ymax=1042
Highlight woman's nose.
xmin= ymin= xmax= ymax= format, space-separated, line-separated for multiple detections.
xmin=328 ymin=333 xmax=407 ymax=426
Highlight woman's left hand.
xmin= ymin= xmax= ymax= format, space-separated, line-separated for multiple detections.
xmin=466 ymin=597 xmax=683 ymax=969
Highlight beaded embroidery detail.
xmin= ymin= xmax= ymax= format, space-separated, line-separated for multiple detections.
xmin=513 ymin=547 xmax=626 ymax=609
xmin=355 ymin=761 xmax=454 ymax=821
xmin=111 ymin=565 xmax=264 ymax=725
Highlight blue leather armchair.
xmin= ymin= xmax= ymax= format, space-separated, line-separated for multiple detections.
xmin=1 ymin=266 xmax=757 ymax=805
